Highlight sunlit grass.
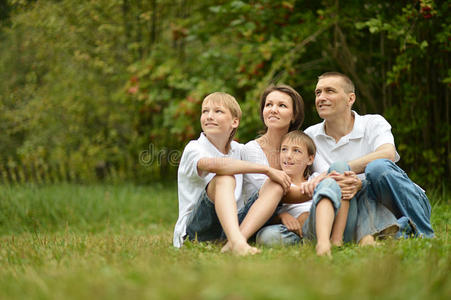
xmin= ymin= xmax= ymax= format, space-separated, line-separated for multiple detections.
xmin=0 ymin=184 xmax=449 ymax=299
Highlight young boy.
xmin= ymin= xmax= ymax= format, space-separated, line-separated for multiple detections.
xmin=173 ymin=92 xmax=291 ymax=256
xmin=256 ymin=131 xmax=347 ymax=256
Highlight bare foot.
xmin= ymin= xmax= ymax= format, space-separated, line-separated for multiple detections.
xmin=331 ymin=239 xmax=343 ymax=247
xmin=358 ymin=235 xmax=379 ymax=246
xmin=221 ymin=241 xmax=260 ymax=256
xmin=316 ymin=241 xmax=332 ymax=257
xmin=221 ymin=241 xmax=231 ymax=253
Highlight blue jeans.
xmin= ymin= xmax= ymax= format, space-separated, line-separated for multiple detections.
xmin=365 ymin=159 xmax=434 ymax=238
xmin=185 ymin=190 xmax=223 ymax=242
xmin=256 ymin=178 xmax=342 ymax=246
xmin=185 ymin=190 xmax=276 ymax=243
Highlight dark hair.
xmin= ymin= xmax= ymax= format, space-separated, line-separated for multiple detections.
xmin=281 ymin=130 xmax=316 ymax=179
xmin=318 ymin=72 xmax=355 ymax=93
xmin=259 ymin=84 xmax=304 ymax=132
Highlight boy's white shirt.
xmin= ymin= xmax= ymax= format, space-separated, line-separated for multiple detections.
xmin=277 ymin=173 xmax=318 ymax=218
xmin=173 ymin=133 xmax=243 ymax=248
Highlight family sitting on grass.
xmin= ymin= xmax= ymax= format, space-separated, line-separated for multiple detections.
xmin=173 ymin=72 xmax=434 ymax=256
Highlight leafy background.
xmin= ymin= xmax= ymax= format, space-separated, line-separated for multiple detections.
xmin=0 ymin=0 xmax=449 ymax=189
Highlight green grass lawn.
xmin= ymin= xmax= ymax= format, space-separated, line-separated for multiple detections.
xmin=0 ymin=184 xmax=450 ymax=299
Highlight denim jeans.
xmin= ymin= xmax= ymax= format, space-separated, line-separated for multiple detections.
xmin=256 ymin=177 xmax=342 ymax=246
xmin=365 ymin=159 xmax=434 ymax=238
xmin=185 ymin=190 xmax=223 ymax=242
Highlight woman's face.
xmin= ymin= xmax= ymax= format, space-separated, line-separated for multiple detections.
xmin=262 ymin=91 xmax=294 ymax=130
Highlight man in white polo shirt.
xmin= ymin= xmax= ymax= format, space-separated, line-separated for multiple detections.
xmin=305 ymin=72 xmax=434 ymax=243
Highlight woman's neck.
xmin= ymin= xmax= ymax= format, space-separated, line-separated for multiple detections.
xmin=257 ymin=127 xmax=289 ymax=169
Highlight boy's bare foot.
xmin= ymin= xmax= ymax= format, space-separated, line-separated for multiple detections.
xmin=316 ymin=241 xmax=332 ymax=257
xmin=331 ymin=239 xmax=343 ymax=247
xmin=358 ymin=234 xmax=379 ymax=246
xmin=221 ymin=241 xmax=260 ymax=256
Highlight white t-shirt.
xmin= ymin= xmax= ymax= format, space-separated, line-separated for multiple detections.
xmin=241 ymin=140 xmax=269 ymax=203
xmin=173 ymin=133 xmax=243 ymax=248
xmin=304 ymin=111 xmax=400 ymax=179
xmin=277 ymin=175 xmax=317 ymax=218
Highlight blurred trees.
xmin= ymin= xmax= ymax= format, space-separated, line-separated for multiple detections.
xmin=0 ymin=0 xmax=449 ymax=188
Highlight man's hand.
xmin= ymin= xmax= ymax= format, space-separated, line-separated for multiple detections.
xmin=328 ymin=171 xmax=362 ymax=200
xmin=266 ymin=168 xmax=291 ymax=194
xmin=280 ymin=212 xmax=302 ymax=232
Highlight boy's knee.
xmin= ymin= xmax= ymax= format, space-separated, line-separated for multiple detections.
xmin=256 ymin=225 xmax=284 ymax=247
xmin=328 ymin=161 xmax=350 ymax=174
xmin=211 ymin=175 xmax=236 ymax=187
xmin=314 ymin=178 xmax=341 ymax=207
xmin=207 ymin=175 xmax=236 ymax=200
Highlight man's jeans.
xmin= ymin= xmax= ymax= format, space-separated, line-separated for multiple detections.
xmin=365 ymin=159 xmax=434 ymax=238
xmin=255 ymin=159 xmax=433 ymax=247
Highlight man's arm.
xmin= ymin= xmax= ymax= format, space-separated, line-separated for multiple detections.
xmin=197 ymin=157 xmax=291 ymax=192
xmin=347 ymin=143 xmax=396 ymax=174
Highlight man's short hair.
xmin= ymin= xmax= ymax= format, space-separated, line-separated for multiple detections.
xmin=318 ymin=72 xmax=355 ymax=94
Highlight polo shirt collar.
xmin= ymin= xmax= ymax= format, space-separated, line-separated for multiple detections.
xmin=315 ymin=110 xmax=364 ymax=142
xmin=198 ymin=132 xmax=235 ymax=156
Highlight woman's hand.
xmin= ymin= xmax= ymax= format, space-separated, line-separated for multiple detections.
xmin=266 ymin=168 xmax=291 ymax=194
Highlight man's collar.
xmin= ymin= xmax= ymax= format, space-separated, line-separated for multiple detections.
xmin=316 ymin=111 xmax=364 ymax=139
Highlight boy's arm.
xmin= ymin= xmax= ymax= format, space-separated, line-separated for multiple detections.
xmin=282 ymin=173 xmax=327 ymax=204
xmin=197 ymin=157 xmax=291 ymax=192
xmin=282 ymin=186 xmax=313 ymax=204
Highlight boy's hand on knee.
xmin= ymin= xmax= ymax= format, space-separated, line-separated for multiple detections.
xmin=280 ymin=212 xmax=301 ymax=231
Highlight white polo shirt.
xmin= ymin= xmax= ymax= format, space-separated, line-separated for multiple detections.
xmin=173 ymin=133 xmax=243 ymax=248
xmin=304 ymin=111 xmax=400 ymax=179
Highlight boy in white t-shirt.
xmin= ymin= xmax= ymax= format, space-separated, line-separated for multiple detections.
xmin=173 ymin=92 xmax=291 ymax=256
xmin=257 ymin=130 xmax=346 ymax=256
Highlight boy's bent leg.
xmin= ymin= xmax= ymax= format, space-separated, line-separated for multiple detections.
xmin=302 ymin=178 xmax=342 ymax=256
xmin=365 ymin=159 xmax=434 ymax=238
xmin=208 ymin=175 xmax=258 ymax=255
xmin=256 ymin=224 xmax=301 ymax=247
xmin=238 ymin=179 xmax=284 ymax=241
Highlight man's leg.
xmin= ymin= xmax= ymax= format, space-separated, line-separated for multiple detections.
xmin=365 ymin=159 xmax=434 ymax=238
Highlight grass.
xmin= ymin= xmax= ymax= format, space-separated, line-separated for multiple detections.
xmin=0 ymin=183 xmax=450 ymax=299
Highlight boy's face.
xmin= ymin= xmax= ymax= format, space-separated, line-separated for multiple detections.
xmin=314 ymin=76 xmax=355 ymax=120
xmin=280 ymin=139 xmax=314 ymax=177
xmin=200 ymin=100 xmax=239 ymax=140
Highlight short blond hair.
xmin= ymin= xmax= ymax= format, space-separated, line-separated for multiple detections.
xmin=281 ymin=130 xmax=316 ymax=179
xmin=202 ymin=92 xmax=242 ymax=150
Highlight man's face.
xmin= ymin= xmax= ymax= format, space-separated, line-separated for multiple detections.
xmin=314 ymin=76 xmax=354 ymax=120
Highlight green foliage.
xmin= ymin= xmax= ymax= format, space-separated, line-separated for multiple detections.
xmin=0 ymin=0 xmax=449 ymax=188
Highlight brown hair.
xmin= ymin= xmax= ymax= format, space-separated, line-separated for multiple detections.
xmin=281 ymin=130 xmax=316 ymax=179
xmin=259 ymin=84 xmax=304 ymax=132
xmin=318 ymin=72 xmax=355 ymax=93
xmin=202 ymin=92 xmax=242 ymax=150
